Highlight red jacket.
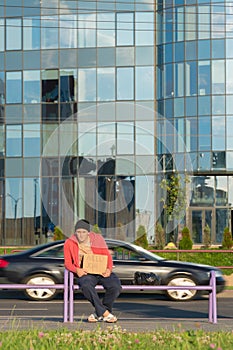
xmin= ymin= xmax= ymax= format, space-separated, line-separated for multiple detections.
xmin=64 ymin=232 xmax=113 ymax=274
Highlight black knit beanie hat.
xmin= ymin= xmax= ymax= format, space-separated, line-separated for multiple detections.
xmin=75 ymin=219 xmax=90 ymax=232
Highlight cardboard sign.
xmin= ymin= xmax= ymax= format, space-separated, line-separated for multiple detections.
xmin=83 ymin=254 xmax=108 ymax=274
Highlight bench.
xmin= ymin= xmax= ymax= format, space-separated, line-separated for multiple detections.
xmin=67 ymin=270 xmax=217 ymax=324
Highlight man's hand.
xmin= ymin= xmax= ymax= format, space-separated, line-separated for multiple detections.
xmin=102 ymin=268 xmax=111 ymax=278
xmin=76 ymin=267 xmax=87 ymax=277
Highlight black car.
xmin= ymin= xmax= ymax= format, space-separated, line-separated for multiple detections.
xmin=0 ymin=239 xmax=225 ymax=302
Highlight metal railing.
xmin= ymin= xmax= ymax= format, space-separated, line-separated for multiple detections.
xmin=0 ymin=270 xmax=218 ymax=324
xmin=67 ymin=270 xmax=218 ymax=324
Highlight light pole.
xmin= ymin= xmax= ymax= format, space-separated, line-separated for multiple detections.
xmin=7 ymin=193 xmax=22 ymax=245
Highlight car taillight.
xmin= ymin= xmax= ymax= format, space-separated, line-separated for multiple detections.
xmin=0 ymin=259 xmax=9 ymax=268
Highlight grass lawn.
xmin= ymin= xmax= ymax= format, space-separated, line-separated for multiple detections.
xmin=0 ymin=325 xmax=233 ymax=349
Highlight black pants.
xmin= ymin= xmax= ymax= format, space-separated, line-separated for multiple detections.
xmin=77 ymin=273 xmax=122 ymax=317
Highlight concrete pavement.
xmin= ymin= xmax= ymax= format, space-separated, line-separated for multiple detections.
xmin=0 ymin=290 xmax=232 ymax=333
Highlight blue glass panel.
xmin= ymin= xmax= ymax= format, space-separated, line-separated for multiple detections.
xmin=198 ymin=61 xmax=210 ymax=95
xmin=165 ymin=43 xmax=172 ymax=63
xmin=198 ymin=96 xmax=210 ymax=115
xmin=23 ymin=124 xmax=40 ymax=157
xmin=6 ymin=72 xmax=22 ymax=104
xmin=6 ymin=125 xmax=22 ymax=157
xmin=136 ymin=67 xmax=154 ymax=100
xmin=226 ymin=39 xmax=233 ymax=58
xmin=198 ymin=116 xmax=211 ymax=150
xmin=23 ymin=17 xmax=41 ymax=50
xmin=97 ymin=68 xmax=115 ymax=101
xmin=186 ymin=41 xmax=197 ymax=61
xmin=212 ymin=39 xmax=225 ymax=59
xmin=117 ymin=68 xmax=134 ymax=100
xmin=212 ymin=95 xmax=225 ymax=115
xmin=186 ymin=96 xmax=197 ymax=116
xmin=175 ymin=42 xmax=184 ymax=62
xmin=198 ymin=40 xmax=210 ymax=59
xmin=185 ymin=61 xmax=197 ymax=96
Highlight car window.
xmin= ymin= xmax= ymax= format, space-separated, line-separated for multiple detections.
xmin=110 ymin=246 xmax=145 ymax=261
xmin=34 ymin=245 xmax=64 ymax=258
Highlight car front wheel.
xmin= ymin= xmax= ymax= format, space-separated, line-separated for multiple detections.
xmin=166 ymin=276 xmax=197 ymax=301
xmin=24 ymin=274 xmax=57 ymax=301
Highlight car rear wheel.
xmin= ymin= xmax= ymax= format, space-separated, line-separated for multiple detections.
xmin=166 ymin=276 xmax=197 ymax=301
xmin=24 ymin=274 xmax=57 ymax=301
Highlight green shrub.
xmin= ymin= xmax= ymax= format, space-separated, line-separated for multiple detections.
xmin=134 ymin=225 xmax=149 ymax=249
xmin=221 ymin=227 xmax=233 ymax=249
xmin=179 ymin=226 xmax=193 ymax=250
xmin=203 ymin=224 xmax=211 ymax=248
xmin=92 ymin=224 xmax=102 ymax=234
xmin=155 ymin=222 xmax=165 ymax=249
xmin=53 ymin=226 xmax=65 ymax=241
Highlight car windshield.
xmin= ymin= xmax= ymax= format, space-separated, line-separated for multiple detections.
xmin=129 ymin=243 xmax=165 ymax=261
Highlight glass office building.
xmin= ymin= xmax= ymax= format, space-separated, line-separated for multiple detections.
xmin=0 ymin=0 xmax=232 ymax=246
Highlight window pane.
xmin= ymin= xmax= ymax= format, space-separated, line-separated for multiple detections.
xmin=6 ymin=125 xmax=22 ymax=157
xmin=79 ymin=122 xmax=96 ymax=156
xmin=6 ymin=72 xmax=22 ymax=104
xmin=97 ymin=13 xmax=115 ymax=47
xmin=0 ymin=19 xmax=4 ymax=52
xmin=136 ymin=121 xmax=154 ymax=155
xmin=23 ymin=17 xmax=41 ymax=50
xmin=136 ymin=67 xmax=154 ymax=100
xmin=117 ymin=123 xmax=134 ymax=154
xmin=78 ymin=13 xmax=96 ymax=48
xmin=117 ymin=12 xmax=134 ymax=46
xmin=135 ymin=12 xmax=154 ymax=45
xmin=97 ymin=68 xmax=115 ymax=101
xmin=23 ymin=124 xmax=40 ymax=157
xmin=78 ymin=68 xmax=96 ymax=102
xmin=198 ymin=116 xmax=211 ymax=151
xmin=185 ymin=61 xmax=197 ymax=96
xmin=60 ymin=14 xmax=77 ymax=49
xmin=97 ymin=123 xmax=115 ymax=156
xmin=41 ymin=16 xmax=58 ymax=49
xmin=212 ymin=60 xmax=225 ymax=94
xmin=212 ymin=116 xmax=225 ymax=151
xmin=117 ymin=68 xmax=134 ymax=100
xmin=198 ymin=61 xmax=210 ymax=95
xmin=23 ymin=70 xmax=41 ymax=103
xmin=42 ymin=70 xmax=58 ymax=102
xmin=6 ymin=18 xmax=22 ymax=50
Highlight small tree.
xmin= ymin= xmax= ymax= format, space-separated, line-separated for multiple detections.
xmin=53 ymin=226 xmax=65 ymax=241
xmin=134 ymin=225 xmax=149 ymax=249
xmin=203 ymin=224 xmax=211 ymax=248
xmin=222 ymin=227 xmax=233 ymax=249
xmin=155 ymin=222 xmax=165 ymax=249
xmin=92 ymin=224 xmax=102 ymax=234
xmin=178 ymin=226 xmax=193 ymax=250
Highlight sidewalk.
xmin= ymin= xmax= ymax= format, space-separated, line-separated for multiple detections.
xmin=0 ymin=290 xmax=232 ymax=333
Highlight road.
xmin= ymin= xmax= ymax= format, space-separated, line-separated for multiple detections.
xmin=0 ymin=290 xmax=232 ymax=332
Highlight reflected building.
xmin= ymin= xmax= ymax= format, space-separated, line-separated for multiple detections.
xmin=0 ymin=1 xmax=232 ymax=246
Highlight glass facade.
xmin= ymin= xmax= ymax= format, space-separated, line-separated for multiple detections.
xmin=157 ymin=0 xmax=233 ymax=244
xmin=0 ymin=0 xmax=232 ymax=246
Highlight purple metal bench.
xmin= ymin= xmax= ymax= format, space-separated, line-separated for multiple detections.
xmin=67 ymin=270 xmax=217 ymax=324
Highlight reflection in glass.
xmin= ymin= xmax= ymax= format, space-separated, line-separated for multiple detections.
xmin=23 ymin=17 xmax=41 ymax=50
xmin=23 ymin=70 xmax=41 ymax=103
xmin=136 ymin=67 xmax=154 ymax=100
xmin=117 ymin=123 xmax=134 ymax=154
xmin=79 ymin=122 xmax=97 ymax=156
xmin=6 ymin=72 xmax=22 ymax=104
xmin=6 ymin=18 xmax=22 ymax=50
xmin=41 ymin=16 xmax=58 ymax=49
xmin=136 ymin=12 xmax=154 ymax=46
xmin=78 ymin=13 xmax=96 ymax=48
xmin=117 ymin=68 xmax=134 ymax=100
xmin=97 ymin=123 xmax=115 ymax=156
xmin=23 ymin=124 xmax=40 ymax=157
xmin=117 ymin=13 xmax=134 ymax=46
xmin=97 ymin=13 xmax=115 ymax=47
xmin=97 ymin=68 xmax=115 ymax=101
xmin=78 ymin=68 xmax=96 ymax=101
xmin=0 ymin=19 xmax=4 ymax=52
xmin=212 ymin=116 xmax=225 ymax=151
xmin=60 ymin=14 xmax=77 ymax=49
xmin=6 ymin=125 xmax=22 ymax=157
